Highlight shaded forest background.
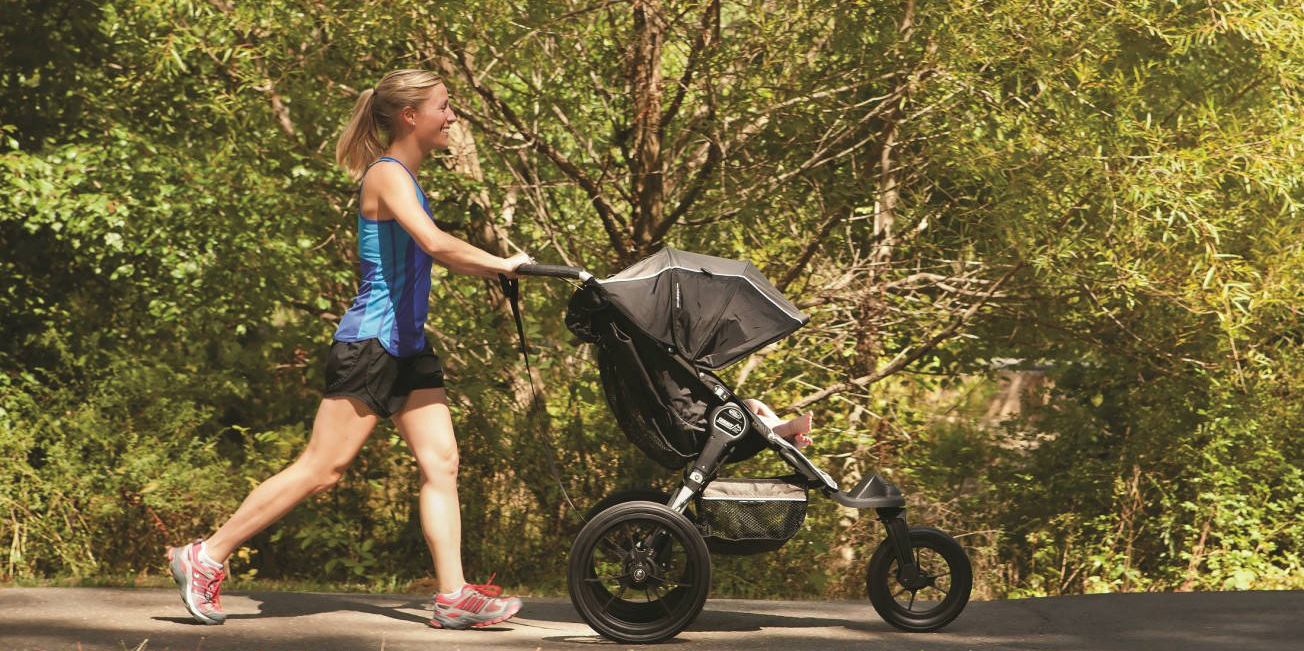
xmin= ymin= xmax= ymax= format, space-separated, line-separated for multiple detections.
xmin=2 ymin=0 xmax=1301 ymax=599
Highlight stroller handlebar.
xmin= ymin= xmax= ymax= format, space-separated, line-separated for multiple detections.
xmin=515 ymin=263 xmax=592 ymax=281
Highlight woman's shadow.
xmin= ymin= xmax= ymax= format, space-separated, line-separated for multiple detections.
xmin=151 ymin=591 xmax=459 ymax=628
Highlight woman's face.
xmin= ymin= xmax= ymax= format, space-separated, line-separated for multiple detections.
xmin=401 ymin=83 xmax=458 ymax=151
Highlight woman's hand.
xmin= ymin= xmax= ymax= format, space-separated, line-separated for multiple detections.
xmin=500 ymin=252 xmax=535 ymax=279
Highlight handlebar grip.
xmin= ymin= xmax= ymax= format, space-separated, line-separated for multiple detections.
xmin=516 ymin=263 xmax=585 ymax=279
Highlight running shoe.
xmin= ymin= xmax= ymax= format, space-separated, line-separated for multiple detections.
xmin=167 ymin=539 xmax=227 ymax=625
xmin=428 ymin=574 xmax=522 ymax=629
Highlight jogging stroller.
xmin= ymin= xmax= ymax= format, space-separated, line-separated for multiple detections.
xmin=510 ymin=248 xmax=972 ymax=643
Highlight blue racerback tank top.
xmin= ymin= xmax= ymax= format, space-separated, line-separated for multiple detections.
xmin=333 ymin=157 xmax=434 ymax=357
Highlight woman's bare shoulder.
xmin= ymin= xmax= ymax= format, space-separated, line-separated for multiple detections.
xmin=359 ymin=160 xmax=422 ymax=221
xmin=361 ymin=159 xmax=410 ymax=190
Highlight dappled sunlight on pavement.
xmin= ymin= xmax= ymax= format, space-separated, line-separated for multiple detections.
xmin=1 ymin=587 xmax=1300 ymax=650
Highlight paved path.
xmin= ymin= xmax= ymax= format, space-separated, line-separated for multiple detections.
xmin=1 ymin=587 xmax=1299 ymax=650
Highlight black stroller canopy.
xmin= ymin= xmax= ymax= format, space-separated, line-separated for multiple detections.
xmin=597 ymin=248 xmax=809 ymax=369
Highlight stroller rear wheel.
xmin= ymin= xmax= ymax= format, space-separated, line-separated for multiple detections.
xmin=567 ymin=501 xmax=710 ymax=643
xmin=866 ymin=526 xmax=972 ymax=631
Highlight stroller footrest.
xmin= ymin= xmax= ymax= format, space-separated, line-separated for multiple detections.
xmin=831 ymin=473 xmax=906 ymax=509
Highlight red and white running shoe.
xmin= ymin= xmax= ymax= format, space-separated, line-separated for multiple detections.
xmin=428 ymin=574 xmax=522 ymax=629
xmin=167 ymin=539 xmax=226 ymax=625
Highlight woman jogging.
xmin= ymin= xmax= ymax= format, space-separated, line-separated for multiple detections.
xmin=167 ymin=69 xmax=529 ymax=630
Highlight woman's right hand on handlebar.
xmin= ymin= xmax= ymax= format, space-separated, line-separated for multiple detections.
xmin=500 ymin=252 xmax=535 ymax=279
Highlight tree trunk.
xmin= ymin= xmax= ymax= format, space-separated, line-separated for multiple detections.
xmin=629 ymin=0 xmax=666 ymax=258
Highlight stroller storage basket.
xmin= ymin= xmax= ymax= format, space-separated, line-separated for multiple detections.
xmin=696 ymin=478 xmax=808 ymax=555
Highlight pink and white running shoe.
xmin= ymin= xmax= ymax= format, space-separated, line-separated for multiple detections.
xmin=167 ymin=539 xmax=226 ymax=625
xmin=428 ymin=575 xmax=522 ymax=629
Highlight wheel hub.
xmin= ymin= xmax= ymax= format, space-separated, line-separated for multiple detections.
xmin=622 ymin=548 xmax=664 ymax=589
xmin=897 ymin=564 xmax=932 ymax=590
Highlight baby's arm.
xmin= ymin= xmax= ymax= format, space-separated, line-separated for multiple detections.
xmin=742 ymin=398 xmax=780 ymax=423
xmin=742 ymin=398 xmax=813 ymax=448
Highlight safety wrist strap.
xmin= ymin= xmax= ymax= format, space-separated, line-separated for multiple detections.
xmin=499 ymin=275 xmax=533 ymax=378
xmin=497 ymin=274 xmax=582 ymax=521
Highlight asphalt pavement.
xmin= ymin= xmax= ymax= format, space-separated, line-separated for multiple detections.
xmin=1 ymin=587 xmax=1299 ymax=651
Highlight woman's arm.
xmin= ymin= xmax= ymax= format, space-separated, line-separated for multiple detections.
xmin=368 ymin=163 xmax=520 ymax=279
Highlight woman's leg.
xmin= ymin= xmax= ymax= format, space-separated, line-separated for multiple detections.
xmin=204 ymin=396 xmax=380 ymax=562
xmin=391 ymin=387 xmax=466 ymax=593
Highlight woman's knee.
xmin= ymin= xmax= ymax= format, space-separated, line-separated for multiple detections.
xmin=313 ymin=468 xmax=347 ymax=494
xmin=293 ymin=458 xmax=350 ymax=494
xmin=424 ymin=446 xmax=459 ymax=481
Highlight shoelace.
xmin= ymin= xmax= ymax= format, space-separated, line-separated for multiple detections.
xmin=183 ymin=540 xmax=225 ymax=608
xmin=199 ymin=568 xmax=226 ymax=607
xmin=468 ymin=572 xmax=503 ymax=598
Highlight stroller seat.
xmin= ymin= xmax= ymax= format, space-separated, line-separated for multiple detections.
xmin=569 ymin=283 xmax=765 ymax=469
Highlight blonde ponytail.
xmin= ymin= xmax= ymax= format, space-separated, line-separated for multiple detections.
xmin=336 ymin=89 xmax=382 ymax=181
xmin=335 ymin=70 xmax=444 ymax=181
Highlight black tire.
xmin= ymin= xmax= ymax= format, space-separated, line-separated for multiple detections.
xmin=568 ymin=501 xmax=711 ymax=643
xmin=584 ymin=489 xmax=672 ymax=522
xmin=866 ymin=526 xmax=972 ymax=632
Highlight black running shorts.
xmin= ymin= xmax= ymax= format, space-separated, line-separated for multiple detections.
xmin=324 ymin=338 xmax=445 ymax=418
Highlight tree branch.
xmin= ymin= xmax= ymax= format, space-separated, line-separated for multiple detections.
xmin=781 ymin=261 xmax=1024 ymax=414
xmin=443 ymin=46 xmax=633 ymax=260
xmin=658 ymin=0 xmax=718 ymax=138
xmin=776 ymin=207 xmax=850 ymax=293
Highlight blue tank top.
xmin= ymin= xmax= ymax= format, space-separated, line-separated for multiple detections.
xmin=333 ymin=157 xmax=434 ymax=357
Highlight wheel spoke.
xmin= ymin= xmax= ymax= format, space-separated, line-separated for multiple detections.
xmin=597 ymin=536 xmax=626 ymax=561
xmin=660 ymin=573 xmax=694 ymax=589
xmin=597 ymin=545 xmax=623 ymax=566
xmin=919 ymin=552 xmax=941 ymax=578
xmin=648 ymin=586 xmax=674 ymax=617
xmin=907 ymin=589 xmax=917 ymax=611
xmin=601 ymin=585 xmax=628 ymax=614
xmin=624 ymin=522 xmax=641 ymax=551
xmin=892 ymin=586 xmax=909 ymax=599
xmin=584 ymin=573 xmax=630 ymax=583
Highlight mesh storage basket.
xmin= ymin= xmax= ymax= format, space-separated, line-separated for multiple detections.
xmin=695 ymin=478 xmax=808 ymax=555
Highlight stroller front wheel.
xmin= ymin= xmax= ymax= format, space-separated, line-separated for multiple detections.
xmin=866 ymin=525 xmax=972 ymax=632
xmin=567 ymin=500 xmax=711 ymax=643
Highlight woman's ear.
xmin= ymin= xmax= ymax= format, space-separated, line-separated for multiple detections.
xmin=400 ymin=105 xmax=417 ymax=127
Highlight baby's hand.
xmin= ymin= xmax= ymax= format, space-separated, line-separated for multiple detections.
xmin=742 ymin=398 xmax=777 ymax=419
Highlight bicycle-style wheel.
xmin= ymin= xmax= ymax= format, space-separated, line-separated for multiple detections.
xmin=567 ymin=501 xmax=710 ymax=643
xmin=866 ymin=526 xmax=972 ymax=631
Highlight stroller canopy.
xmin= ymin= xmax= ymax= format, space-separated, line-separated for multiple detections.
xmin=597 ymin=248 xmax=809 ymax=369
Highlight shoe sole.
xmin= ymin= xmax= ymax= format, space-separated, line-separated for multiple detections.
xmin=167 ymin=547 xmax=224 ymax=626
